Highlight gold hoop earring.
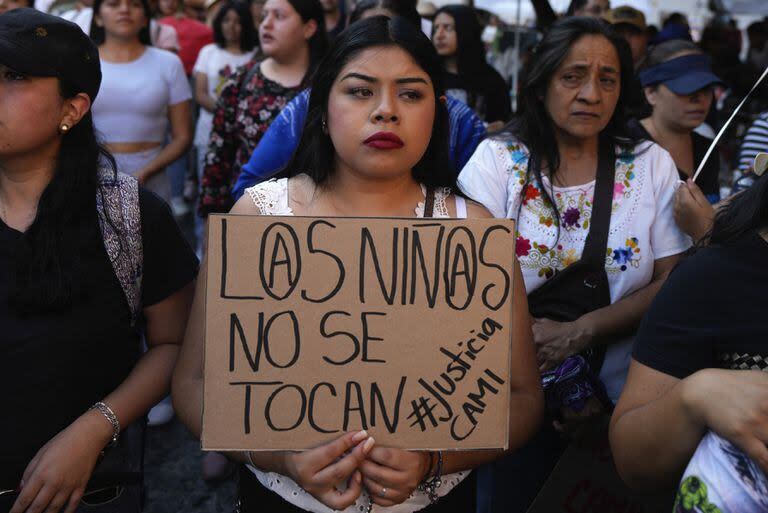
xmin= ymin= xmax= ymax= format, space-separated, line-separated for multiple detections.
xmin=59 ymin=124 xmax=70 ymax=134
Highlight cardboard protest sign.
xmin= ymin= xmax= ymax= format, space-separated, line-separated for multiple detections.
xmin=526 ymin=423 xmax=675 ymax=513
xmin=202 ymin=215 xmax=517 ymax=451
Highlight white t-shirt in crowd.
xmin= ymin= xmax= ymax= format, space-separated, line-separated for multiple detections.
xmin=458 ymin=137 xmax=691 ymax=402
xmin=192 ymin=43 xmax=256 ymax=147
xmin=92 ymin=47 xmax=192 ymax=143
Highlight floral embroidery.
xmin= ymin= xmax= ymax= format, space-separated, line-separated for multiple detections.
xmin=505 ymin=139 xmax=646 ymax=281
xmin=607 ymin=237 xmax=642 ymax=272
xmin=561 ymin=248 xmax=578 ymax=267
xmin=618 ymin=151 xmax=635 ymax=165
xmin=522 ymin=184 xmax=540 ymax=204
xmin=199 ymin=61 xmax=301 ymax=216
xmin=516 ymin=234 xmax=531 ymax=257
xmin=562 ymin=207 xmax=581 ymax=229
xmin=613 ymin=182 xmax=625 ymax=200
xmin=505 ymin=142 xmax=530 ymax=186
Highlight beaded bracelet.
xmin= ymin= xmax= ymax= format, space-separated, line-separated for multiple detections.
xmin=417 ymin=450 xmax=443 ymax=504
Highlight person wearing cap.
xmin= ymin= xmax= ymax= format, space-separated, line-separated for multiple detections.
xmin=628 ymin=39 xmax=725 ymax=241
xmin=603 ymin=5 xmax=647 ymax=67
xmin=610 ymin=154 xmax=768 ymax=507
xmin=0 ymin=8 xmax=197 ymax=513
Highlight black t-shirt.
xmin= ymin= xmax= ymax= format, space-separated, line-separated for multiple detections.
xmin=627 ymin=118 xmax=721 ymax=200
xmin=633 ymin=231 xmax=768 ymax=379
xmin=0 ymin=189 xmax=198 ymax=487
xmin=444 ymin=68 xmax=511 ymax=123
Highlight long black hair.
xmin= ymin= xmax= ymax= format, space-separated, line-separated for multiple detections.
xmin=348 ymin=0 xmax=420 ymax=27
xmin=283 ymin=0 xmax=328 ymax=86
xmin=90 ymin=0 xmax=153 ymax=45
xmin=284 ymin=16 xmax=455 ymax=190
xmin=710 ymin=173 xmax=768 ymax=246
xmin=213 ymin=0 xmax=258 ymax=52
xmin=432 ymin=6 xmax=495 ymax=87
xmin=504 ymin=16 xmax=638 ymax=230
xmin=11 ymin=80 xmax=118 ymax=314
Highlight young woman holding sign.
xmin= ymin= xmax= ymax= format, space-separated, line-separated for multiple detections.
xmin=173 ymin=16 xmax=543 ymax=513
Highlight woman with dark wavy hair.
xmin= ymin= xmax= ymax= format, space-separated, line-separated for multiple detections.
xmin=459 ymin=16 xmax=689 ymax=512
xmin=431 ymin=4 xmax=510 ymax=124
xmin=0 ymin=8 xmax=197 ymax=513
xmin=174 ymin=15 xmax=543 ymax=513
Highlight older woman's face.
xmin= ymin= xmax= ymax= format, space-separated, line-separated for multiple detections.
xmin=544 ymin=34 xmax=621 ymax=142
xmin=326 ymin=45 xmax=436 ymax=181
xmin=0 ymin=66 xmax=64 ymax=160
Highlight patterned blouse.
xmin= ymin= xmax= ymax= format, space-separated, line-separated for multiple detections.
xmin=199 ymin=60 xmax=302 ymax=216
xmin=458 ymin=136 xmax=691 ymax=402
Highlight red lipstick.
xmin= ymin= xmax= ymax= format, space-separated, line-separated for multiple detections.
xmin=363 ymin=132 xmax=404 ymax=150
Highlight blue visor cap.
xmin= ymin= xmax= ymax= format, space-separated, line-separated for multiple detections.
xmin=639 ymin=54 xmax=724 ymax=95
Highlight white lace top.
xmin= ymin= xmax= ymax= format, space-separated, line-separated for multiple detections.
xmin=242 ymin=178 xmax=469 ymax=513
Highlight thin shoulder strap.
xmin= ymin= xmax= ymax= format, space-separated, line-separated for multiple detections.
xmin=423 ymin=187 xmax=435 ymax=218
xmin=455 ymin=196 xmax=467 ymax=219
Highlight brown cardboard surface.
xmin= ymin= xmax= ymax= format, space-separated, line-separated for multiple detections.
xmin=202 ymin=215 xmax=516 ymax=451
xmin=526 ymin=423 xmax=674 ymax=513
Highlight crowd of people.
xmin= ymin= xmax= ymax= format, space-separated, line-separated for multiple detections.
xmin=1 ymin=0 xmax=768 ymax=511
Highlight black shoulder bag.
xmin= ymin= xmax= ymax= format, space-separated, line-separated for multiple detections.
xmin=527 ymin=135 xmax=616 ymax=377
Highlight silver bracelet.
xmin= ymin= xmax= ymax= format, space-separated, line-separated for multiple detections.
xmin=90 ymin=401 xmax=120 ymax=447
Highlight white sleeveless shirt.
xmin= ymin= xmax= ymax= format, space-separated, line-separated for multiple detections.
xmin=242 ymin=178 xmax=469 ymax=513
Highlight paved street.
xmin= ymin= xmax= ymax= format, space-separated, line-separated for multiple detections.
xmin=144 ymin=418 xmax=237 ymax=513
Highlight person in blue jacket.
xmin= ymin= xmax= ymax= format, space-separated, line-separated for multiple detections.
xmin=231 ymin=0 xmax=487 ymax=200
xmin=232 ymin=87 xmax=486 ymax=200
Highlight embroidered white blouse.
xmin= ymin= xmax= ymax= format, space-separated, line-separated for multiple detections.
xmin=241 ymin=177 xmax=468 ymax=513
xmin=457 ymin=137 xmax=691 ymax=402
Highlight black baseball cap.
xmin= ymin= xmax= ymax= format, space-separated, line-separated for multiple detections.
xmin=0 ymin=8 xmax=101 ymax=101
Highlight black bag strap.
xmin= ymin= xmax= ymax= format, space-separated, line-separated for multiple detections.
xmin=423 ymin=187 xmax=435 ymax=218
xmin=580 ymin=136 xmax=617 ymax=267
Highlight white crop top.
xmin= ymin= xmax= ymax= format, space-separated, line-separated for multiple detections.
xmin=92 ymin=47 xmax=192 ymax=143
xmin=242 ymin=178 xmax=469 ymax=513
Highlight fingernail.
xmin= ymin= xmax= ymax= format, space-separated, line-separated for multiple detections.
xmin=355 ymin=472 xmax=362 ymax=484
xmin=352 ymin=430 xmax=368 ymax=443
xmin=363 ymin=437 xmax=375 ymax=454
